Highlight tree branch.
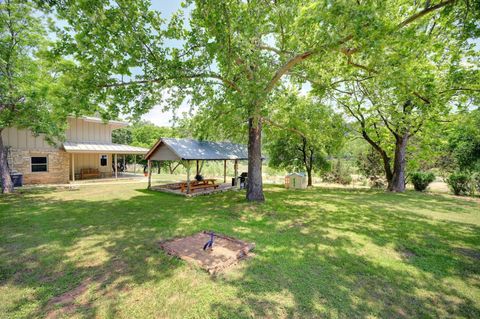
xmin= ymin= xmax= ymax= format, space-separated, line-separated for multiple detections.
xmin=261 ymin=117 xmax=307 ymax=139
xmin=257 ymin=44 xmax=293 ymax=55
xmin=396 ymin=0 xmax=455 ymax=29
xmin=264 ymin=0 xmax=454 ymax=94
xmin=99 ymin=73 xmax=241 ymax=93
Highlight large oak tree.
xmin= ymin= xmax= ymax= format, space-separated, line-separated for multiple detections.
xmin=51 ymin=0 xmax=470 ymax=199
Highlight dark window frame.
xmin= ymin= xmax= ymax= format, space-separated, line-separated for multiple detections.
xmin=31 ymin=156 xmax=48 ymax=172
xmin=100 ymin=154 xmax=108 ymax=166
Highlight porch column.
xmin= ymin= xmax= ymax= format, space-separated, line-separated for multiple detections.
xmin=186 ymin=160 xmax=191 ymax=194
xmin=196 ymin=160 xmax=199 ymax=176
xmin=133 ymin=155 xmax=136 ymax=174
xmin=223 ymin=160 xmax=227 ymax=184
xmin=234 ymin=159 xmax=238 ymax=187
xmin=114 ymin=153 xmax=118 ymax=179
xmin=123 ymin=154 xmax=126 ymax=173
xmin=71 ymin=153 xmax=75 ymax=182
xmin=147 ymin=159 xmax=152 ymax=189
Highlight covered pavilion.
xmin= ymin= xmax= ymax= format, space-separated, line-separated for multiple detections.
xmin=144 ymin=138 xmax=249 ymax=195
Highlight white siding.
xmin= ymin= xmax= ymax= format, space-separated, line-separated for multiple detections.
xmin=66 ymin=118 xmax=113 ymax=143
xmin=1 ymin=127 xmax=57 ymax=151
xmin=2 ymin=117 xmax=121 ymax=151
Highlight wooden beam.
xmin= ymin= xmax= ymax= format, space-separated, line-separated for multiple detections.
xmin=114 ymin=154 xmax=118 ymax=179
xmin=147 ymin=159 xmax=152 ymax=189
xmin=186 ymin=160 xmax=191 ymax=194
xmin=223 ymin=160 xmax=227 ymax=184
xmin=234 ymin=160 xmax=238 ymax=187
xmin=71 ymin=153 xmax=75 ymax=182
xmin=196 ymin=160 xmax=199 ymax=176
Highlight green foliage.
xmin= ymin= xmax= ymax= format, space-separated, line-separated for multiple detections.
xmin=356 ymin=146 xmax=384 ymax=180
xmin=112 ymin=121 xmax=178 ymax=149
xmin=322 ymin=159 xmax=353 ymax=185
xmin=447 ymin=172 xmax=472 ymax=196
xmin=44 ymin=0 xmax=479 ymax=198
xmin=410 ymin=172 xmax=435 ymax=192
xmin=266 ymin=94 xmax=345 ymax=181
xmin=473 ymin=172 xmax=480 ymax=194
xmin=445 ymin=109 xmax=480 ymax=173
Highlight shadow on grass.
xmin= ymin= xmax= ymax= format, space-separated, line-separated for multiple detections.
xmin=1 ymin=185 xmax=479 ymax=318
xmin=0 ymin=187 xmax=242 ymax=318
xmin=210 ymin=186 xmax=480 ymax=318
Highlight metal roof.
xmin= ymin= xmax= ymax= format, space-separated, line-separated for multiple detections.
xmin=63 ymin=141 xmax=149 ymax=154
xmin=146 ymin=138 xmax=249 ymax=160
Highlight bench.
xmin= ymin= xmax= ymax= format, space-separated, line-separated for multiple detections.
xmin=80 ymin=168 xmax=100 ymax=180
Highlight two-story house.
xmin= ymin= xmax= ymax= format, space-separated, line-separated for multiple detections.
xmin=1 ymin=116 xmax=148 ymax=184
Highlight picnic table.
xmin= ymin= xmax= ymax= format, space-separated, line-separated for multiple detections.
xmin=180 ymin=179 xmax=219 ymax=193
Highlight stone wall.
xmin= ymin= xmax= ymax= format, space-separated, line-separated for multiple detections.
xmin=9 ymin=148 xmax=70 ymax=184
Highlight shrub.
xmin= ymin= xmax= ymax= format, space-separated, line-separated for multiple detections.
xmin=447 ymin=172 xmax=471 ymax=195
xmin=322 ymin=159 xmax=352 ymax=185
xmin=410 ymin=172 xmax=435 ymax=191
xmin=473 ymin=172 xmax=480 ymax=194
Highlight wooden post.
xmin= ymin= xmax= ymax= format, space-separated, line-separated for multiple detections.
xmin=186 ymin=160 xmax=191 ymax=194
xmin=223 ymin=160 xmax=227 ymax=184
xmin=196 ymin=160 xmax=199 ymax=176
xmin=234 ymin=159 xmax=238 ymax=187
xmin=114 ymin=154 xmax=118 ymax=179
xmin=134 ymin=155 xmax=136 ymax=174
xmin=147 ymin=159 xmax=152 ymax=189
xmin=123 ymin=154 xmax=126 ymax=173
xmin=71 ymin=153 xmax=75 ymax=182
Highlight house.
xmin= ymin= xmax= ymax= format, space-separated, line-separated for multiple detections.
xmin=1 ymin=116 xmax=148 ymax=185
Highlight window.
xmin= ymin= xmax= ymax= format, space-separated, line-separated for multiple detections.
xmin=100 ymin=155 xmax=108 ymax=166
xmin=31 ymin=157 xmax=48 ymax=172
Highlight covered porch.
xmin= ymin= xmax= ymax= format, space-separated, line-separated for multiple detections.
xmin=63 ymin=141 xmax=149 ymax=182
xmin=145 ymin=138 xmax=248 ymax=196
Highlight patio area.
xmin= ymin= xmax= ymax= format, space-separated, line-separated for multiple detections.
xmin=150 ymin=182 xmax=237 ymax=197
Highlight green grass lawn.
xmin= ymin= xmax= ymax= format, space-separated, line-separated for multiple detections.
xmin=1 ymin=183 xmax=479 ymax=318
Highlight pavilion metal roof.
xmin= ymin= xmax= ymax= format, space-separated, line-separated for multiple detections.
xmin=63 ymin=141 xmax=149 ymax=154
xmin=145 ymin=138 xmax=249 ymax=160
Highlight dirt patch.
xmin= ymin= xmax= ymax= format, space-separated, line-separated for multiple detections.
xmin=44 ymin=273 xmax=109 ymax=318
xmin=45 ymin=277 xmax=93 ymax=318
xmin=395 ymin=246 xmax=417 ymax=260
xmin=456 ymin=247 xmax=480 ymax=260
xmin=160 ymin=231 xmax=255 ymax=274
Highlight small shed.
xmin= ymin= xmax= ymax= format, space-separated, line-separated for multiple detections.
xmin=285 ymin=172 xmax=308 ymax=189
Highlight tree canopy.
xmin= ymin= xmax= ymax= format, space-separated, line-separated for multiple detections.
xmin=0 ymin=0 xmax=97 ymax=192
xmin=265 ymin=93 xmax=345 ymax=186
xmin=2 ymin=0 xmax=478 ymax=197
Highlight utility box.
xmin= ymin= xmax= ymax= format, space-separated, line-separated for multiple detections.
xmin=285 ymin=172 xmax=307 ymax=189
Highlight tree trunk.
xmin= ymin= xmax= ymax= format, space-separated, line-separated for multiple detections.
xmin=307 ymin=167 xmax=313 ymax=187
xmin=0 ymin=131 xmax=13 ymax=194
xmin=389 ymin=133 xmax=409 ymax=192
xmin=301 ymin=139 xmax=313 ymax=187
xmin=361 ymin=130 xmax=394 ymax=190
xmin=246 ymin=117 xmax=265 ymax=202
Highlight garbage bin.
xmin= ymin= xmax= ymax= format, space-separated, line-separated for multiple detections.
xmin=10 ymin=172 xmax=23 ymax=187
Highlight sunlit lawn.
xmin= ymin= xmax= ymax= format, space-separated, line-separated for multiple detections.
xmin=1 ymin=183 xmax=479 ymax=318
